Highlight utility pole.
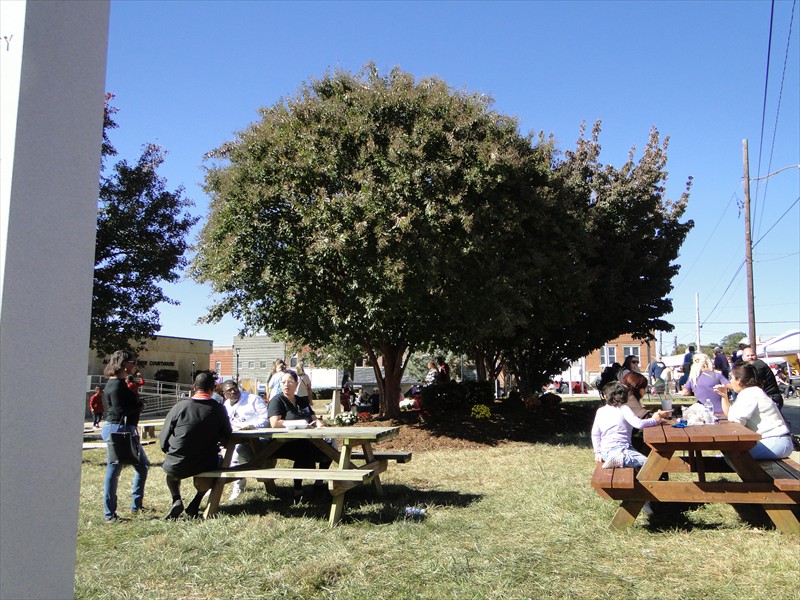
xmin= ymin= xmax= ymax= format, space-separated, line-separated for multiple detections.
xmin=742 ymin=139 xmax=757 ymax=348
xmin=695 ymin=292 xmax=701 ymax=350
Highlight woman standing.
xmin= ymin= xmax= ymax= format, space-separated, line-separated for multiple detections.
xmin=101 ymin=350 xmax=149 ymax=522
xmin=267 ymin=370 xmax=331 ymax=499
xmin=718 ymin=363 xmax=792 ymax=460
xmin=267 ymin=359 xmax=287 ymax=402
xmin=681 ymin=354 xmax=728 ymax=414
xmin=295 ymin=363 xmax=313 ymax=405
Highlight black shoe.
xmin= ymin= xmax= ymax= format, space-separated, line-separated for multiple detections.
xmin=164 ymin=500 xmax=184 ymax=520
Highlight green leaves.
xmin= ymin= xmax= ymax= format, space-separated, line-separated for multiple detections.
xmin=91 ymin=98 xmax=198 ymax=356
xmin=193 ymin=67 xmax=693 ymax=408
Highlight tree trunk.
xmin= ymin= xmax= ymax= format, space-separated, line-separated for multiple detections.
xmin=365 ymin=341 xmax=407 ymax=419
xmin=475 ymin=348 xmax=487 ymax=381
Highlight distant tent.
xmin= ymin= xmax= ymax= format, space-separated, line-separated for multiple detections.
xmin=757 ymin=329 xmax=800 ymax=357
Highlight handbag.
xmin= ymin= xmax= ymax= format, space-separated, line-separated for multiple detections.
xmin=108 ymin=417 xmax=141 ymax=465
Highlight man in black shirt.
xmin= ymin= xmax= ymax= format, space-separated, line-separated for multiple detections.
xmin=740 ymin=346 xmax=784 ymax=409
xmin=159 ymin=372 xmax=232 ymax=519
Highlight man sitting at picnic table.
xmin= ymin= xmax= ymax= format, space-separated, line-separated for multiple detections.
xmin=221 ymin=379 xmax=270 ymax=501
xmin=159 ymin=372 xmax=232 ymax=519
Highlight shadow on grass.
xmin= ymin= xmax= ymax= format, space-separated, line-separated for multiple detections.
xmin=642 ymin=502 xmax=725 ymax=532
xmin=209 ymin=482 xmax=482 ymax=525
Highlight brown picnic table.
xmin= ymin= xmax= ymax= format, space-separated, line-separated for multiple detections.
xmin=592 ymin=420 xmax=800 ymax=534
xmin=197 ymin=426 xmax=410 ymax=526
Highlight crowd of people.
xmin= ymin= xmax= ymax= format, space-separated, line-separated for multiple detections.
xmin=592 ymin=344 xmax=795 ymax=486
xmin=98 ymin=355 xmax=332 ymax=522
xmin=94 ymin=345 xmax=794 ymax=523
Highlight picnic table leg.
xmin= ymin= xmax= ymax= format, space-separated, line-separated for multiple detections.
xmin=326 ymin=442 xmax=355 ymax=526
xmin=262 ymin=458 xmax=279 ymax=495
xmin=611 ymin=501 xmax=647 ymax=529
xmin=726 ymin=451 xmax=800 ymax=534
xmin=360 ymin=442 xmax=383 ymax=495
xmin=610 ymin=449 xmax=672 ymax=529
xmin=203 ymin=441 xmax=235 ymax=519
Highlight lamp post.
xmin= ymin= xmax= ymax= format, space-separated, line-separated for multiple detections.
xmin=235 ymin=347 xmax=240 ymax=383
xmin=191 ymin=360 xmax=195 ymax=382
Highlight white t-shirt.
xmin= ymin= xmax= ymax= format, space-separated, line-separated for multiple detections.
xmin=727 ymin=386 xmax=790 ymax=439
xmin=296 ymin=373 xmax=311 ymax=397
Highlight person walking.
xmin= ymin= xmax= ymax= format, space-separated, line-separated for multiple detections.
xmin=89 ymin=385 xmax=104 ymax=428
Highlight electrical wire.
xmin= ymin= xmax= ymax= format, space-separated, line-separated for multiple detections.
xmin=756 ymin=0 xmax=797 ymax=236
xmin=751 ymin=0 xmax=776 ymax=241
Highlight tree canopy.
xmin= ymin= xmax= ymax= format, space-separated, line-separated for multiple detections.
xmin=91 ymin=95 xmax=198 ymax=355
xmin=193 ymin=65 xmax=692 ymax=414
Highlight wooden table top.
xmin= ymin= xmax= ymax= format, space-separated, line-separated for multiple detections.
xmin=644 ymin=420 xmax=761 ymax=451
xmin=226 ymin=426 xmax=400 ymax=443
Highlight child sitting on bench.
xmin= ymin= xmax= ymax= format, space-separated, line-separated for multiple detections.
xmin=591 ymin=382 xmax=670 ymax=469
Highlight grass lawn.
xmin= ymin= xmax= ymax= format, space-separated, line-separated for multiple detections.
xmin=75 ymin=425 xmax=799 ymax=600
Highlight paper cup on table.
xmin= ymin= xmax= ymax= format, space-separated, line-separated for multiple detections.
xmin=661 ymin=398 xmax=673 ymax=411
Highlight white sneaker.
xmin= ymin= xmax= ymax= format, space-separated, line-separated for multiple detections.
xmin=602 ymin=454 xmax=624 ymax=469
xmin=228 ymin=485 xmax=243 ymax=502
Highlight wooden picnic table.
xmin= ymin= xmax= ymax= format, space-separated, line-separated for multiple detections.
xmin=593 ymin=420 xmax=800 ymax=534
xmin=199 ymin=426 xmax=405 ymax=525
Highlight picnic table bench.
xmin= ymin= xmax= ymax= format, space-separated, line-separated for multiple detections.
xmin=198 ymin=426 xmax=405 ymax=526
xmin=591 ymin=420 xmax=800 ymax=534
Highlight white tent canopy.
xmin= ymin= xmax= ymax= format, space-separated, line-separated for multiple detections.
xmin=758 ymin=329 xmax=800 ymax=357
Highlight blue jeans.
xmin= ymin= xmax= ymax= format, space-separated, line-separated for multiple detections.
xmin=748 ymin=435 xmax=793 ymax=460
xmin=602 ymin=445 xmax=647 ymax=469
xmin=101 ymin=422 xmax=150 ymax=520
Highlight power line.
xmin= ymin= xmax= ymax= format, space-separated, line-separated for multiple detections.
xmin=753 ymin=195 xmax=800 ymax=248
xmin=751 ymin=0 xmax=776 ymax=241
xmin=756 ymin=0 xmax=797 ymax=236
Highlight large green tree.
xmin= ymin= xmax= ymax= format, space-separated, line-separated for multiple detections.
xmin=496 ymin=123 xmax=693 ymax=394
xmin=91 ymin=95 xmax=198 ymax=355
xmin=193 ymin=66 xmax=556 ymax=416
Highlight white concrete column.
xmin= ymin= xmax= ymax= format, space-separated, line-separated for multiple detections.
xmin=0 ymin=2 xmax=110 ymax=598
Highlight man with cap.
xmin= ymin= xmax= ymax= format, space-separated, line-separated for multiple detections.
xmin=713 ymin=347 xmax=730 ymax=379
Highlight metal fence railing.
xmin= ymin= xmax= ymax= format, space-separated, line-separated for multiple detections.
xmin=86 ymin=376 xmax=193 ymax=418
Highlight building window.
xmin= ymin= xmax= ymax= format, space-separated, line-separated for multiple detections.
xmin=260 ymin=361 xmax=267 ymax=369
xmin=215 ymin=361 xmax=221 ymax=374
xmin=600 ymin=345 xmax=616 ymax=366
xmin=248 ymin=361 xmax=254 ymax=369
xmin=622 ymin=346 xmax=640 ymax=362
xmin=290 ymin=356 xmax=298 ymax=367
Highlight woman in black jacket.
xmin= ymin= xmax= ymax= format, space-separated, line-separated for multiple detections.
xmin=101 ymin=349 xmax=149 ymax=522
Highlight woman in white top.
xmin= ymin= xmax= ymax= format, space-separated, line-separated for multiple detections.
xmin=718 ymin=363 xmax=792 ymax=460
xmin=295 ymin=363 xmax=312 ymax=404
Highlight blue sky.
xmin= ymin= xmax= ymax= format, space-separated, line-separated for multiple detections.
xmin=105 ymin=0 xmax=799 ymax=353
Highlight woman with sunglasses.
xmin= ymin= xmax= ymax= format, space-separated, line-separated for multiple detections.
xmin=617 ymin=355 xmax=641 ymax=383
xmin=101 ymin=349 xmax=149 ymax=522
